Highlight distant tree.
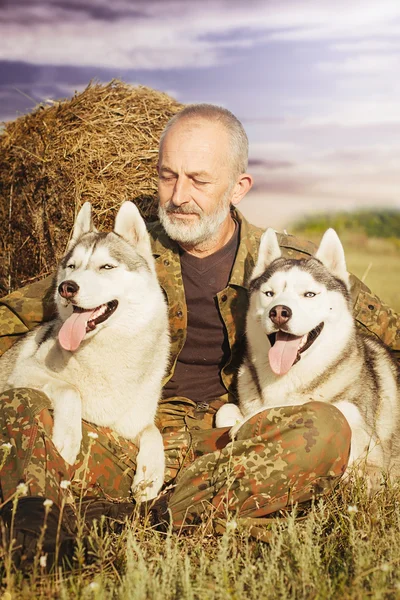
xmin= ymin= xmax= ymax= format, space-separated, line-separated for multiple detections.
xmin=293 ymin=210 xmax=400 ymax=239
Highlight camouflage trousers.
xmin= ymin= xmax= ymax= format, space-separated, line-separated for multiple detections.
xmin=0 ymin=389 xmax=351 ymax=528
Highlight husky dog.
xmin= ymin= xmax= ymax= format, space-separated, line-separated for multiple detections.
xmin=0 ymin=201 xmax=170 ymax=501
xmin=216 ymin=228 xmax=400 ymax=482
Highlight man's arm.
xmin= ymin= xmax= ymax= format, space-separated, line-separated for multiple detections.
xmin=350 ymin=274 xmax=400 ymax=363
xmin=0 ymin=276 xmax=56 ymax=356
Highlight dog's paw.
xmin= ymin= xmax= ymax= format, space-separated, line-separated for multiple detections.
xmin=132 ymin=458 xmax=164 ymax=502
xmin=132 ymin=469 xmax=164 ymax=502
xmin=215 ymin=403 xmax=243 ymax=428
xmin=52 ymin=424 xmax=82 ymax=466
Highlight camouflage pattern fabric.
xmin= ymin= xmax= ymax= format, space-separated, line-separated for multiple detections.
xmin=0 ymin=276 xmax=56 ymax=355
xmin=0 ymin=388 xmax=350 ymax=528
xmin=0 ymin=209 xmax=398 ymax=525
xmin=1 ymin=210 xmax=399 ymax=367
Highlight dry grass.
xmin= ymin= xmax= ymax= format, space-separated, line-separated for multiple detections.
xmin=344 ymin=238 xmax=400 ymax=313
xmin=2 ymin=477 xmax=400 ymax=599
xmin=0 ymin=80 xmax=183 ymax=295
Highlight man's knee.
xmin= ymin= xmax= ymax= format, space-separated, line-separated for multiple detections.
xmin=0 ymin=387 xmax=52 ymax=419
xmin=300 ymin=401 xmax=351 ymax=443
xmin=252 ymin=400 xmax=351 ymax=474
xmin=298 ymin=401 xmax=351 ymax=472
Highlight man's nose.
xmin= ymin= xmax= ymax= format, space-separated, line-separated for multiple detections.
xmin=171 ymin=177 xmax=191 ymax=206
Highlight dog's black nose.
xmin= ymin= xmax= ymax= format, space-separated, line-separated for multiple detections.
xmin=58 ymin=280 xmax=79 ymax=299
xmin=269 ymin=305 xmax=292 ymax=327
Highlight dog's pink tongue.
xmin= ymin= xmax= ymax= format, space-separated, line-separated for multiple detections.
xmin=59 ymin=310 xmax=95 ymax=352
xmin=269 ymin=332 xmax=303 ymax=376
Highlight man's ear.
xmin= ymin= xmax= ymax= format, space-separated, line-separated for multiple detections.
xmin=230 ymin=173 xmax=253 ymax=207
xmin=251 ymin=228 xmax=281 ymax=281
xmin=66 ymin=202 xmax=97 ymax=251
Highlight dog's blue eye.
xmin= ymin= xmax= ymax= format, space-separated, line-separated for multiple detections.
xmin=101 ymin=264 xmax=115 ymax=270
xmin=305 ymin=292 xmax=316 ymax=298
xmin=265 ymin=291 xmax=274 ymax=297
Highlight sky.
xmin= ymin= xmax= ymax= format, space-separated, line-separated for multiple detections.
xmin=1 ymin=0 xmax=399 ymax=229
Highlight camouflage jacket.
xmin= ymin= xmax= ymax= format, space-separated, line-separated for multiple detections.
xmin=150 ymin=210 xmax=400 ymax=397
xmin=1 ymin=210 xmax=399 ymax=396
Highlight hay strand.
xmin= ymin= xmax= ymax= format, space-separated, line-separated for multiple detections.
xmin=0 ymin=79 xmax=183 ymax=294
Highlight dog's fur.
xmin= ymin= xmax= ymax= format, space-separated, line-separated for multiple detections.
xmin=216 ymin=228 xmax=400 ymax=483
xmin=0 ymin=202 xmax=170 ymax=500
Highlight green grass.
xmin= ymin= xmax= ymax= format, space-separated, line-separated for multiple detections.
xmin=2 ymin=479 xmax=400 ymax=599
xmin=292 ymin=210 xmax=400 ymax=240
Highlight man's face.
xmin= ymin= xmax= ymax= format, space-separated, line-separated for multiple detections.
xmin=157 ymin=119 xmax=236 ymax=245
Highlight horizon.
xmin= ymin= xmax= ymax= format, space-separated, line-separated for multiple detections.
xmin=1 ymin=0 xmax=399 ymax=229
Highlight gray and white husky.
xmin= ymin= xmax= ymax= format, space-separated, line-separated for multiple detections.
xmin=216 ymin=228 xmax=400 ymax=483
xmin=0 ymin=201 xmax=170 ymax=501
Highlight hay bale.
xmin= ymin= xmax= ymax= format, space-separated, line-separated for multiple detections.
xmin=0 ymin=80 xmax=183 ymax=295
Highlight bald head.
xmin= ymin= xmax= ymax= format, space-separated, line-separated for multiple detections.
xmin=159 ymin=104 xmax=249 ymax=182
xmin=157 ymin=104 xmax=253 ymax=256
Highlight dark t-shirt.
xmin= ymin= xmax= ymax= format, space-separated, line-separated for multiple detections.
xmin=163 ymin=224 xmax=239 ymax=404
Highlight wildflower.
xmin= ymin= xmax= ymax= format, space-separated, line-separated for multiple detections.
xmin=381 ymin=563 xmax=390 ymax=572
xmin=88 ymin=581 xmax=100 ymax=591
xmin=88 ymin=431 xmax=99 ymax=440
xmin=60 ymin=480 xmax=71 ymax=489
xmin=43 ymin=499 xmax=54 ymax=508
xmin=347 ymin=505 xmax=358 ymax=514
xmin=39 ymin=554 xmax=47 ymax=568
xmin=226 ymin=519 xmax=238 ymax=532
xmin=1 ymin=442 xmax=12 ymax=450
xmin=16 ymin=482 xmax=28 ymax=496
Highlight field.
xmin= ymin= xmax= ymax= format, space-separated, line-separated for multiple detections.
xmin=1 ymin=229 xmax=400 ymax=599
xmin=291 ymin=211 xmax=400 ymax=313
xmin=294 ymin=232 xmax=400 ymax=313
xmin=344 ymin=238 xmax=400 ymax=313
xmin=2 ymin=477 xmax=400 ymax=599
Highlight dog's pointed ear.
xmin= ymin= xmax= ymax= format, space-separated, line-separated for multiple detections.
xmin=114 ymin=201 xmax=154 ymax=265
xmin=67 ymin=202 xmax=97 ymax=251
xmin=315 ymin=228 xmax=349 ymax=285
xmin=251 ymin=228 xmax=282 ymax=281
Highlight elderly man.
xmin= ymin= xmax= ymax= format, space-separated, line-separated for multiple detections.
xmin=0 ymin=104 xmax=399 ymax=566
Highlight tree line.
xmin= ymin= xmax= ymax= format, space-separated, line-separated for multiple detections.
xmin=293 ymin=210 xmax=400 ymax=239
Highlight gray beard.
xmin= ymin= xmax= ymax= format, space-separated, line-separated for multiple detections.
xmin=158 ymin=201 xmax=231 ymax=246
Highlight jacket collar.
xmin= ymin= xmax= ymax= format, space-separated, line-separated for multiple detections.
xmin=149 ymin=208 xmax=263 ymax=289
xmin=229 ymin=209 xmax=263 ymax=288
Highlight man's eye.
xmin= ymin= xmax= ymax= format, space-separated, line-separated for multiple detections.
xmin=193 ymin=179 xmax=207 ymax=186
xmin=304 ymin=292 xmax=316 ymax=298
xmin=101 ymin=264 xmax=115 ymax=270
xmin=265 ymin=291 xmax=274 ymax=297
